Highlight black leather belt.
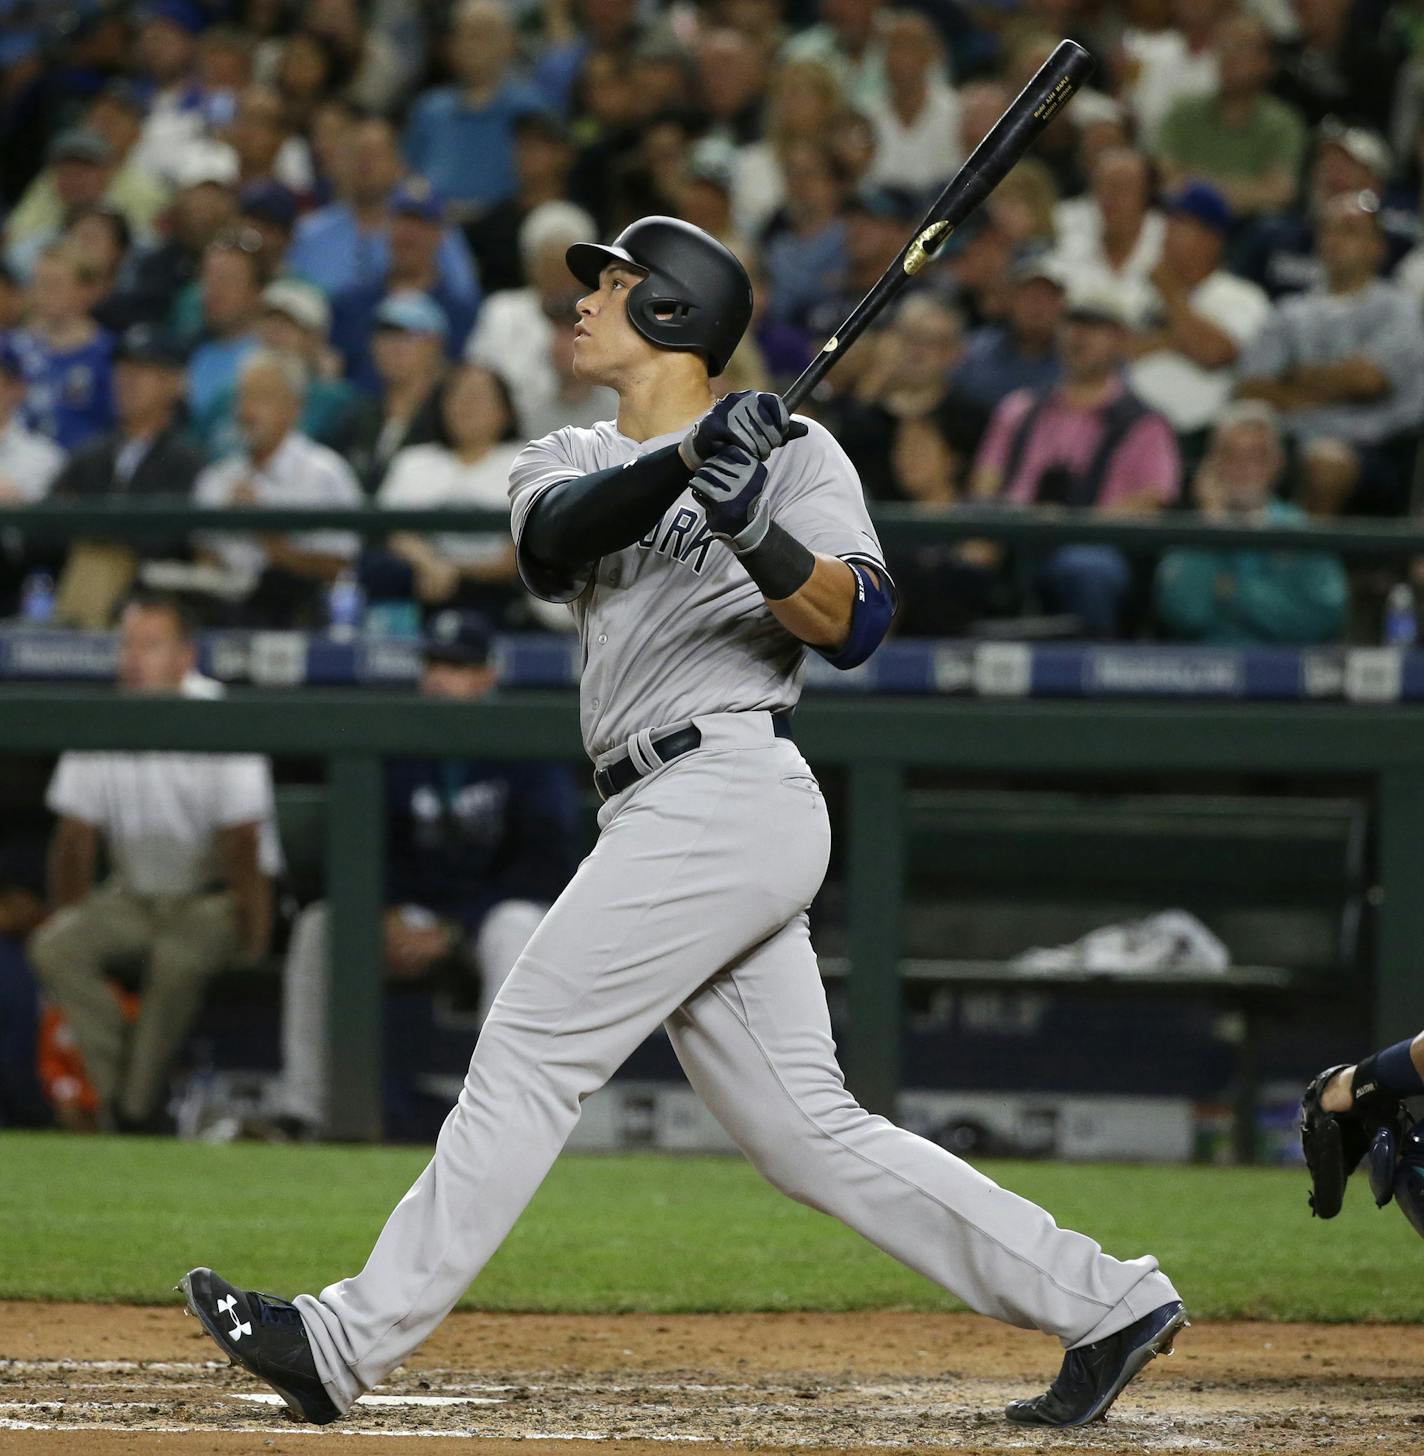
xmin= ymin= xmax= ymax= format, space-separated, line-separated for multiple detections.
xmin=593 ymin=714 xmax=793 ymax=801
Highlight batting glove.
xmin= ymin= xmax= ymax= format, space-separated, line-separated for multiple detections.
xmin=690 ymin=446 xmax=770 ymax=544
xmin=680 ymin=391 xmax=808 ymax=470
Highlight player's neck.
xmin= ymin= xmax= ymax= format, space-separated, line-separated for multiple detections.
xmin=614 ymin=364 xmax=714 ymax=443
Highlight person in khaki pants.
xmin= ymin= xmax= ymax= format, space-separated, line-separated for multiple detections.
xmin=29 ymin=592 xmax=276 ymax=1131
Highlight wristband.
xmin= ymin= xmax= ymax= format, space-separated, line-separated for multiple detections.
xmin=729 ymin=519 xmax=815 ymax=601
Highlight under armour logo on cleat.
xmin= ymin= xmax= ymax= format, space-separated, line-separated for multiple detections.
xmin=217 ymin=1293 xmax=252 ymax=1341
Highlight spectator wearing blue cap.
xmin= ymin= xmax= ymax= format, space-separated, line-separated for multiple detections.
xmin=1127 ymin=184 xmax=1270 ymax=452
xmin=1154 ymin=15 xmax=1307 ymax=220
xmin=12 ymin=241 xmax=116 ymax=452
xmin=286 ymin=116 xmax=479 ymax=304
xmin=403 ymin=0 xmax=544 ymax=215
xmin=237 ymin=180 xmax=299 ymax=269
xmin=329 ymin=181 xmax=480 ymax=394
xmin=274 ymin=609 xmax=579 ymax=1139
xmin=337 ymin=291 xmax=449 ymax=492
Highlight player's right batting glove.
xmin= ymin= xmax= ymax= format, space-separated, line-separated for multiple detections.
xmin=1300 ymin=1061 xmax=1405 ymax=1218
xmin=680 ymin=391 xmax=808 ymax=470
xmin=690 ymin=446 xmax=768 ymax=543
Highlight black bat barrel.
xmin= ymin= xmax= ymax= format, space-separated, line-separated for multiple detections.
xmin=782 ymin=39 xmax=1095 ymax=414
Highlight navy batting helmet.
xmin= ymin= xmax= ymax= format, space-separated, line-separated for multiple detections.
xmin=565 ymin=216 xmax=753 ymax=377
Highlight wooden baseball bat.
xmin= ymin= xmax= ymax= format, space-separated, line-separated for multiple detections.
xmin=781 ymin=39 xmax=1096 ymax=414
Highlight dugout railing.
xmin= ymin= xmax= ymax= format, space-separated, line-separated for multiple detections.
xmin=6 ymin=501 xmax=1424 ymax=1145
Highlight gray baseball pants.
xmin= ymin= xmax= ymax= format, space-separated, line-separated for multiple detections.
xmin=296 ymin=710 xmax=1178 ymax=1412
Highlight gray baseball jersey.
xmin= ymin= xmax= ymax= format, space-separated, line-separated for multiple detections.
xmin=508 ymin=417 xmax=887 ymax=758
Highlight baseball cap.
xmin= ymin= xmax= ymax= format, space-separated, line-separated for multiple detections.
xmin=48 ymin=128 xmax=111 ymax=167
xmin=374 ymin=290 xmax=449 ymax=339
xmin=94 ymin=79 xmax=147 ymax=117
xmin=116 ymin=323 xmax=187 ymax=369
xmin=1318 ymin=117 xmax=1392 ymax=179
xmin=173 ymin=140 xmax=240 ymax=190
xmin=1064 ymin=283 xmax=1133 ymax=327
xmin=1010 ymin=250 xmax=1068 ymax=290
xmin=422 ymin=609 xmax=493 ymax=666
xmin=847 ymin=184 xmax=921 ymax=224
xmin=240 ymin=180 xmax=298 ymax=231
xmin=139 ymin=0 xmax=208 ymax=34
xmin=688 ymin=136 xmax=735 ymax=194
xmin=390 ymin=178 xmax=445 ymax=224
xmin=262 ymin=279 xmax=330 ymax=334
xmin=514 ymin=110 xmax=570 ymax=146
xmin=1164 ymin=181 xmax=1232 ymax=235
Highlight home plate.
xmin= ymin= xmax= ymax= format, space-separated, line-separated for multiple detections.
xmin=233 ymin=1393 xmax=507 ymax=1407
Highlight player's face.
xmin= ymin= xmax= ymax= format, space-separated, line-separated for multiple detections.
xmin=572 ymin=264 xmax=655 ymax=383
xmin=118 ymin=606 xmax=194 ymax=693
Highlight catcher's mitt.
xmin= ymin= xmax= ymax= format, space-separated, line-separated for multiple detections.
xmin=1300 ymin=1061 xmax=1405 ymax=1218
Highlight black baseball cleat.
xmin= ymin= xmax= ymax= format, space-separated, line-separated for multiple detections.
xmin=178 ymin=1266 xmax=341 ymax=1425
xmin=1005 ymin=1299 xmax=1189 ymax=1428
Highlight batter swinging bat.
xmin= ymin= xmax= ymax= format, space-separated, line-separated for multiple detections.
xmin=781 ymin=38 xmax=1096 ymax=414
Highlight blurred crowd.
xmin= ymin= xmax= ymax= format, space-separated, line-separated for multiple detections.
xmin=3 ymin=0 xmax=1424 ymax=642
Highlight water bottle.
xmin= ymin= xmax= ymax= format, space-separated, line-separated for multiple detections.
xmin=326 ymin=569 xmax=365 ymax=640
xmin=1384 ymin=582 xmax=1417 ymax=647
xmin=19 ymin=571 xmax=55 ymax=624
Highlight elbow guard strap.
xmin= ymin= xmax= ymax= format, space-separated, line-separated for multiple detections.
xmin=821 ymin=559 xmax=897 ymax=670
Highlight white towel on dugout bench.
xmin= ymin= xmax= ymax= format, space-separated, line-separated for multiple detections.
xmin=1011 ymin=910 xmax=1230 ymax=975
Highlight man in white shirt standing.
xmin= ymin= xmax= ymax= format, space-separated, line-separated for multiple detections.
xmin=29 ymin=593 xmax=277 ymax=1131
xmin=193 ymin=349 xmax=363 ymax=623
xmin=1127 ymin=183 xmax=1271 ymax=446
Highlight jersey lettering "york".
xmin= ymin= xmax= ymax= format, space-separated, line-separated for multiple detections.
xmin=639 ymin=506 xmax=717 ymax=574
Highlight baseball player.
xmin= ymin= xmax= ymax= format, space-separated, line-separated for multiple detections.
xmin=1301 ymin=1030 xmax=1424 ymax=1233
xmin=180 ymin=216 xmax=1185 ymax=1430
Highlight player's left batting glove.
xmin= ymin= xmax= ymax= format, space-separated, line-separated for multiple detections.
xmin=690 ymin=446 xmax=770 ymax=545
xmin=679 ymin=391 xmax=808 ymax=470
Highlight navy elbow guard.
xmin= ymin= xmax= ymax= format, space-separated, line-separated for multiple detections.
xmin=821 ymin=560 xmax=897 ymax=670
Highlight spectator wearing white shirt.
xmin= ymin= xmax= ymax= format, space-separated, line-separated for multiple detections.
xmin=1127 ymin=184 xmax=1271 ymax=446
xmin=864 ymin=10 xmax=961 ymax=200
xmin=1054 ymin=146 xmax=1166 ymax=323
xmin=465 ymin=201 xmax=614 ymax=436
xmin=193 ymin=350 xmax=363 ymax=624
xmin=378 ymin=364 xmax=521 ymax=610
xmin=0 ymin=342 xmax=65 ymax=614
xmin=1118 ymin=0 xmax=1226 ymax=148
xmin=29 ymin=593 xmax=277 ymax=1131
xmin=0 ymin=342 xmax=64 ymax=506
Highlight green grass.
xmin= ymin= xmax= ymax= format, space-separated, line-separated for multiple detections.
xmin=2 ymin=1131 xmax=1420 ymax=1321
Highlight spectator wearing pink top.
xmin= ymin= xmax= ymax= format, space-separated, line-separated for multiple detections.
xmin=969 ymin=287 xmax=1181 ymax=637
